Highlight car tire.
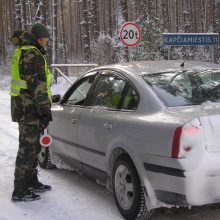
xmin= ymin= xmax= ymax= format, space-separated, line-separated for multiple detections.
xmin=38 ymin=147 xmax=56 ymax=169
xmin=113 ymin=155 xmax=151 ymax=220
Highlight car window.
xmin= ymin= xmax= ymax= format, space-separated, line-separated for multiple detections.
xmin=199 ymin=70 xmax=220 ymax=90
xmin=89 ymin=74 xmax=126 ymax=109
xmin=65 ymin=75 xmax=95 ymax=106
xmin=142 ymin=69 xmax=220 ymax=107
xmin=121 ymin=86 xmax=139 ymax=110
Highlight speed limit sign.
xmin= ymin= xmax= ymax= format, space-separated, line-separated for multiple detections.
xmin=120 ymin=22 xmax=141 ymax=46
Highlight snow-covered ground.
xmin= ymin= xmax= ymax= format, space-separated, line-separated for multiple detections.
xmin=0 ymin=89 xmax=122 ymax=220
xmin=0 ymin=77 xmax=122 ymax=220
xmin=1 ymin=76 xmax=220 ymax=220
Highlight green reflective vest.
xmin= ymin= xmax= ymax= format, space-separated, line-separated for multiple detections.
xmin=10 ymin=45 xmax=52 ymax=102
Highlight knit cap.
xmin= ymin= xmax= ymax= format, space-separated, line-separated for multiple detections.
xmin=31 ymin=23 xmax=50 ymax=39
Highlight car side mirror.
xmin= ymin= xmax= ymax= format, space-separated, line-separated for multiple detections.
xmin=52 ymin=94 xmax=61 ymax=103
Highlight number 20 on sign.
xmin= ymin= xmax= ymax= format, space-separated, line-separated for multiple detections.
xmin=120 ymin=22 xmax=141 ymax=47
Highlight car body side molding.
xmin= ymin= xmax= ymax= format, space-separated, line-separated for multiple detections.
xmin=144 ymin=162 xmax=185 ymax=177
xmin=51 ymin=135 xmax=106 ymax=156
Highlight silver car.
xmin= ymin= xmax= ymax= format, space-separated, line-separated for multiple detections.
xmin=38 ymin=60 xmax=220 ymax=220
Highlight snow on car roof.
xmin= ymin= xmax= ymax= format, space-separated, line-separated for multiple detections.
xmin=92 ymin=60 xmax=220 ymax=77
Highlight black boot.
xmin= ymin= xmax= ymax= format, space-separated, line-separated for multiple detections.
xmin=28 ymin=170 xmax=52 ymax=193
xmin=12 ymin=179 xmax=41 ymax=201
xmin=12 ymin=190 xmax=41 ymax=201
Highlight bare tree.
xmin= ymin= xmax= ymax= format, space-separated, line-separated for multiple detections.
xmin=89 ymin=0 xmax=100 ymax=40
xmin=51 ymin=0 xmax=58 ymax=81
xmin=59 ymin=0 xmax=67 ymax=64
xmin=116 ymin=0 xmax=129 ymax=62
xmin=79 ymin=0 xmax=91 ymax=62
xmin=14 ymin=0 xmax=22 ymax=30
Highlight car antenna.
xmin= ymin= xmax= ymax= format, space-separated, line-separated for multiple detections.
xmin=180 ymin=60 xmax=185 ymax=67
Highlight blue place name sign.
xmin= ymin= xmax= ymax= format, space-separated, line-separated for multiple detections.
xmin=163 ymin=33 xmax=219 ymax=46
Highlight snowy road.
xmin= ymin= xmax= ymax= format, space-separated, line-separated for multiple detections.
xmin=0 ymin=90 xmax=121 ymax=220
xmin=1 ymin=89 xmax=220 ymax=220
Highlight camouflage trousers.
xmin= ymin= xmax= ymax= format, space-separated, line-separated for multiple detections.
xmin=14 ymin=120 xmax=42 ymax=192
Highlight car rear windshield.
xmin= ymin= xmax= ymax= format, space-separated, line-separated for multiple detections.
xmin=142 ymin=69 xmax=220 ymax=107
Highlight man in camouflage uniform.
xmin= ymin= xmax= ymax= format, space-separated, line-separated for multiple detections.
xmin=10 ymin=23 xmax=52 ymax=201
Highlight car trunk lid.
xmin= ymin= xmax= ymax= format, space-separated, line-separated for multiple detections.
xmin=167 ymin=102 xmax=220 ymax=121
xmin=167 ymin=103 xmax=220 ymax=158
xmin=199 ymin=114 xmax=220 ymax=154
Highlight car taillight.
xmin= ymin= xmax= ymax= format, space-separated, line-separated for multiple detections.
xmin=172 ymin=127 xmax=182 ymax=158
xmin=172 ymin=126 xmax=198 ymax=158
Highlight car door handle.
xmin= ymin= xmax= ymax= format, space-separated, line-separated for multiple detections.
xmin=72 ymin=118 xmax=78 ymax=124
xmin=104 ymin=123 xmax=113 ymax=129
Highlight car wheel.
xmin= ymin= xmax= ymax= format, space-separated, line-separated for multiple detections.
xmin=113 ymin=155 xmax=151 ymax=220
xmin=38 ymin=147 xmax=56 ymax=169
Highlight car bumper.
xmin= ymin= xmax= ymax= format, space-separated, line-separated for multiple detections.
xmin=142 ymin=153 xmax=220 ymax=206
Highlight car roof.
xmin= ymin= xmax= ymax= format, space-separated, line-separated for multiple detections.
xmin=90 ymin=60 xmax=220 ymax=76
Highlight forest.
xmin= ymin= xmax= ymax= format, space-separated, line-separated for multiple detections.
xmin=0 ymin=0 xmax=220 ymax=76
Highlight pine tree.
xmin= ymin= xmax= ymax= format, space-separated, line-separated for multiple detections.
xmin=132 ymin=0 xmax=163 ymax=61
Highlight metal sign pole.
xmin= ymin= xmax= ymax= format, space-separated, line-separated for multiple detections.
xmin=211 ymin=46 xmax=215 ymax=63
xmin=168 ymin=46 xmax=171 ymax=60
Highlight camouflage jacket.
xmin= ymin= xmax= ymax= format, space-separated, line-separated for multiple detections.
xmin=10 ymin=31 xmax=51 ymax=123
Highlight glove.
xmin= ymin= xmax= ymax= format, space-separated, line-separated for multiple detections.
xmin=40 ymin=114 xmax=52 ymax=129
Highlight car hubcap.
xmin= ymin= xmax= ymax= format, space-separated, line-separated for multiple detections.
xmin=115 ymin=164 xmax=134 ymax=210
xmin=38 ymin=147 xmax=46 ymax=163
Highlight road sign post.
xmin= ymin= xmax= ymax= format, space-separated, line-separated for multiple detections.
xmin=120 ymin=22 xmax=141 ymax=47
